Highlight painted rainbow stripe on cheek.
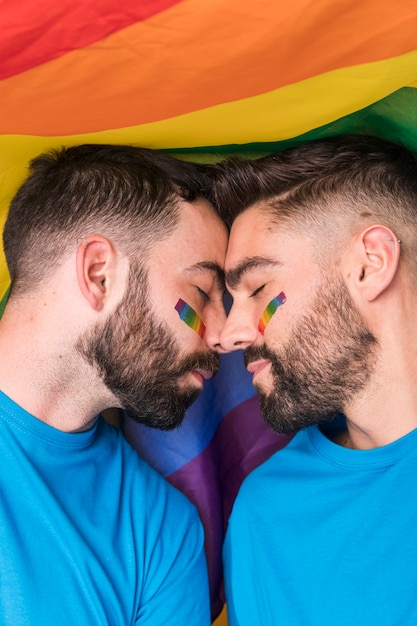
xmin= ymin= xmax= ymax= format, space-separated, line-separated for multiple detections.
xmin=175 ymin=298 xmax=206 ymax=339
xmin=258 ymin=291 xmax=287 ymax=335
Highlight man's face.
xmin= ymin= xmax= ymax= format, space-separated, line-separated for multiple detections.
xmin=79 ymin=200 xmax=228 ymax=429
xmin=221 ymin=204 xmax=378 ymax=434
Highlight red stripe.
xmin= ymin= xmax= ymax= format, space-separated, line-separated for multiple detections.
xmin=0 ymin=0 xmax=183 ymax=79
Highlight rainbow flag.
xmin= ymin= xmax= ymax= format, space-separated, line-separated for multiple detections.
xmin=1 ymin=0 xmax=417 ymax=620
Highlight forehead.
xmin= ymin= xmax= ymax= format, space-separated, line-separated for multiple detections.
xmin=147 ymin=198 xmax=228 ymax=277
xmin=225 ymin=204 xmax=315 ymax=287
xmin=176 ymin=198 xmax=228 ymax=257
xmin=226 ymin=205 xmax=285 ymax=267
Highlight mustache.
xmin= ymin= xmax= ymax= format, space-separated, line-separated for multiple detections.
xmin=177 ymin=350 xmax=221 ymax=378
xmin=244 ymin=345 xmax=275 ymax=369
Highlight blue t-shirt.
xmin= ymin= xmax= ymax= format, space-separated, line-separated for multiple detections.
xmin=224 ymin=424 xmax=417 ymax=625
xmin=0 ymin=391 xmax=210 ymax=624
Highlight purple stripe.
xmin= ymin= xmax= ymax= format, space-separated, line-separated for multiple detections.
xmin=214 ymin=395 xmax=293 ymax=522
xmin=167 ymin=442 xmax=224 ymax=620
xmin=166 ymin=395 xmax=293 ymax=620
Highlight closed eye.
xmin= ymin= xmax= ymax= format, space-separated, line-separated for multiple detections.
xmin=197 ymin=286 xmax=210 ymax=301
xmin=250 ymin=284 xmax=265 ymax=297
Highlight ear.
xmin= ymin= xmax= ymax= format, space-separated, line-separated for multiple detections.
xmin=76 ymin=236 xmax=117 ymax=311
xmin=348 ymin=224 xmax=401 ymax=302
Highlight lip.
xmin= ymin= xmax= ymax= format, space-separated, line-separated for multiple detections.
xmin=191 ymin=369 xmax=214 ymax=386
xmin=246 ymin=359 xmax=271 ymax=381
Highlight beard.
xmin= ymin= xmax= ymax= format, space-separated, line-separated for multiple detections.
xmin=244 ymin=275 xmax=379 ymax=434
xmin=77 ymin=266 xmax=220 ymax=430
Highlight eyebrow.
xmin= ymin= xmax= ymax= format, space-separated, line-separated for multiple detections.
xmin=184 ymin=261 xmax=225 ymax=290
xmin=225 ymin=256 xmax=281 ymax=289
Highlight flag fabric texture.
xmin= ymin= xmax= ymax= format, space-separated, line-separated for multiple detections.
xmin=1 ymin=0 xmax=417 ymax=620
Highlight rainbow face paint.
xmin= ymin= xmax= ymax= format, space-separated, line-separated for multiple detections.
xmin=258 ymin=291 xmax=287 ymax=335
xmin=175 ymin=298 xmax=206 ymax=338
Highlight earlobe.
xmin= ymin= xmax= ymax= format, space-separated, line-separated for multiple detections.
xmin=76 ymin=236 xmax=115 ymax=310
xmin=352 ymin=225 xmax=401 ymax=301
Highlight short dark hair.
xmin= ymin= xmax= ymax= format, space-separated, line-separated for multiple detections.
xmin=4 ymin=144 xmax=211 ymax=296
xmin=211 ymin=134 xmax=417 ymax=269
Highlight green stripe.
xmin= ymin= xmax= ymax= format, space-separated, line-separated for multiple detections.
xmin=0 ymin=285 xmax=10 ymax=319
xmin=165 ymin=87 xmax=417 ymax=161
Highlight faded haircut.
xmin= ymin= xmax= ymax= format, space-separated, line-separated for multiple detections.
xmin=4 ymin=144 xmax=212 ymax=297
xmin=210 ymin=134 xmax=417 ymax=269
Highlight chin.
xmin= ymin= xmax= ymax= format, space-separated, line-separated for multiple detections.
xmin=253 ymin=376 xmax=274 ymax=397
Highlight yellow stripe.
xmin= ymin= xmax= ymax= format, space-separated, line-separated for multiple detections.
xmin=119 ymin=50 xmax=416 ymax=147
xmin=0 ymin=51 xmax=416 ymax=300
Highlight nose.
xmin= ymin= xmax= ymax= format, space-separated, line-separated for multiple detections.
xmin=203 ymin=304 xmax=228 ymax=353
xmin=217 ymin=304 xmax=258 ymax=353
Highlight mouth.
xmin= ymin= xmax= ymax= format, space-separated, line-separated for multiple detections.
xmin=246 ymin=359 xmax=271 ymax=382
xmin=190 ymin=369 xmax=214 ymax=386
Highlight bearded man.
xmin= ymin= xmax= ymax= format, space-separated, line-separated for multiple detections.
xmin=0 ymin=144 xmax=227 ymax=624
xmin=212 ymin=135 xmax=417 ymax=626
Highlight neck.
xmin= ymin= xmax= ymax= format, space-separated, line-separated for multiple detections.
xmin=336 ymin=278 xmax=417 ymax=449
xmin=0 ymin=304 xmax=116 ymax=432
xmin=334 ymin=363 xmax=417 ymax=450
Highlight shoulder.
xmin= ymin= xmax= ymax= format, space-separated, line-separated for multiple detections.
xmin=95 ymin=424 xmax=210 ymax=624
xmin=97 ymin=417 xmax=202 ymax=529
xmin=242 ymin=427 xmax=312 ymax=481
xmin=228 ymin=427 xmax=318 ymax=519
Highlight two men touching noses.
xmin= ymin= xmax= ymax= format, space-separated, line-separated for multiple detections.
xmin=1 ymin=134 xmax=417 ymax=625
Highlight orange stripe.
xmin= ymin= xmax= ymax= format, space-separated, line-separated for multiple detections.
xmin=1 ymin=0 xmax=417 ymax=135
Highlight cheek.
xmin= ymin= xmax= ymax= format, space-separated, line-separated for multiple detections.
xmin=258 ymin=292 xmax=287 ymax=335
xmin=174 ymin=298 xmax=206 ymax=339
xmin=153 ymin=283 xmax=209 ymax=345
